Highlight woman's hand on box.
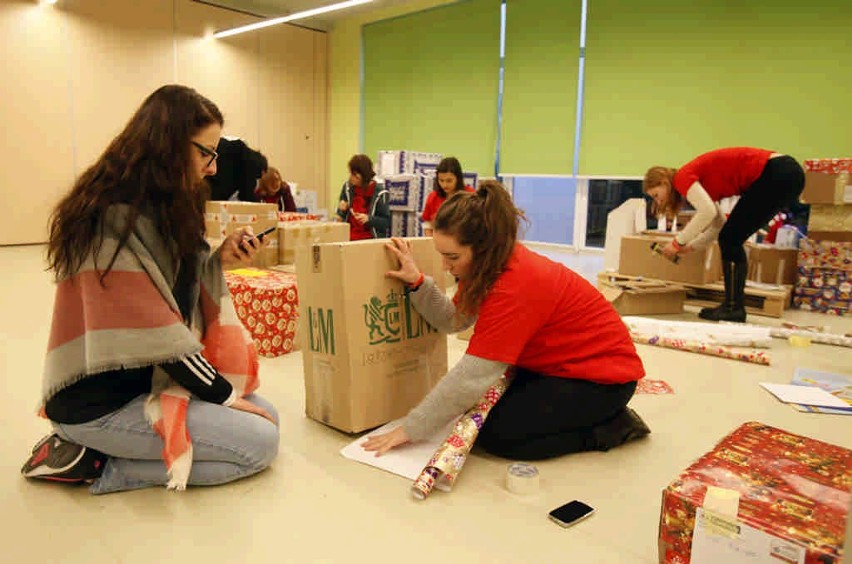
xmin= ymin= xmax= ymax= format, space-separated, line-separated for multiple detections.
xmin=220 ymin=226 xmax=266 ymax=270
xmin=362 ymin=426 xmax=410 ymax=457
xmin=385 ymin=238 xmax=422 ymax=285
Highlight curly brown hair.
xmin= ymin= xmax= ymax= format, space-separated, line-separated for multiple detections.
xmin=47 ymin=85 xmax=223 ymax=281
xmin=434 ymin=180 xmax=526 ymax=315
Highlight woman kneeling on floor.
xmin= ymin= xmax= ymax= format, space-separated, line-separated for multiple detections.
xmin=21 ymin=85 xmax=279 ymax=494
xmin=363 ymin=181 xmax=650 ymax=460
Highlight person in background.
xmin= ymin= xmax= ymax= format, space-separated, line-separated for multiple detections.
xmin=363 ymin=181 xmax=650 ymax=460
xmin=420 ymin=157 xmax=475 ymax=237
xmin=255 ymin=166 xmax=297 ymax=212
xmin=644 ymin=147 xmax=804 ymax=323
xmin=207 ymin=137 xmax=268 ymax=202
xmin=337 ymin=154 xmax=390 ymax=240
xmin=20 ymin=85 xmax=278 ymax=493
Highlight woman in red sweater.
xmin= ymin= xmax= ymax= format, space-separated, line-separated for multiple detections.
xmin=644 ymin=147 xmax=804 ymax=322
xmin=364 ymin=181 xmax=649 ymax=459
xmin=420 ymin=157 xmax=475 ymax=236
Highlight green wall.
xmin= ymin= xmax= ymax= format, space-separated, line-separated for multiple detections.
xmin=362 ymin=0 xmax=501 ymax=175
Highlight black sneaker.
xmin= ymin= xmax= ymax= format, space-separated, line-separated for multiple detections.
xmin=21 ymin=434 xmax=107 ymax=483
xmin=589 ymin=408 xmax=651 ymax=452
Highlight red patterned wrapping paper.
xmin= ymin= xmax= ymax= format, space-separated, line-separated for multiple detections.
xmin=798 ymin=239 xmax=852 ymax=271
xmin=658 ymin=422 xmax=851 ymax=564
xmin=412 ymin=376 xmax=511 ymax=500
xmin=803 ymin=159 xmax=852 ymax=174
xmin=278 ymin=211 xmax=321 ymax=222
xmin=224 ymin=268 xmax=299 ymax=358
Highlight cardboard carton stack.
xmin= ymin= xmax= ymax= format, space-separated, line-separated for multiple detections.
xmin=277 ymin=221 xmax=350 ymax=265
xmin=378 ymin=151 xmax=442 ymax=238
xmin=296 ymin=238 xmax=448 ymax=433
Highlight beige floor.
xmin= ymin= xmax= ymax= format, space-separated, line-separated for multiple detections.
xmin=1 ymin=244 xmax=850 ymax=563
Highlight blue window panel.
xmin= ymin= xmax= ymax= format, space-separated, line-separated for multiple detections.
xmin=513 ymin=176 xmax=576 ymax=245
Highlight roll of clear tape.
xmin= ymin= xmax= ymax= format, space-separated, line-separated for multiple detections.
xmin=506 ymin=462 xmax=539 ymax=495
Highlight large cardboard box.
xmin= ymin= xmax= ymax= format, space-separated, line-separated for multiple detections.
xmin=603 ymin=199 xmax=648 ymax=272
xmin=801 ymin=171 xmax=852 ymax=205
xmin=658 ymin=422 xmax=850 ymax=564
xmin=808 ymin=204 xmax=852 ymax=233
xmin=296 ymin=238 xmax=448 ymax=433
xmin=745 ymin=243 xmax=798 ymax=285
xmin=619 ymin=233 xmax=723 ymax=286
xmin=205 ymin=201 xmax=278 ymax=269
xmin=597 ymin=273 xmax=685 ymax=315
xmin=277 ymin=221 xmax=350 ymax=265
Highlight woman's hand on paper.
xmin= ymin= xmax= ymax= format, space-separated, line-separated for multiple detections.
xmin=385 ymin=237 xmax=422 ymax=285
xmin=220 ymin=226 xmax=266 ymax=270
xmin=362 ymin=426 xmax=410 ymax=457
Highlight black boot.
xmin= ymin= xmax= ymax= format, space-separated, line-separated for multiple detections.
xmin=698 ymin=261 xmax=747 ymax=322
xmin=587 ymin=408 xmax=651 ymax=452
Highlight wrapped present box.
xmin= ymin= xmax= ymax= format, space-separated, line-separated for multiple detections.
xmin=377 ymin=150 xmax=443 ymax=177
xmin=795 ymin=239 xmax=851 ymax=315
xmin=391 ymin=210 xmax=421 ymax=237
xmin=802 ymin=157 xmax=852 ymax=204
xmin=804 ymin=158 xmax=852 ymax=175
xmin=797 ymin=239 xmax=852 ymax=271
xmin=658 ymin=422 xmax=851 ymax=564
xmin=385 ymin=174 xmax=421 ymax=212
xmin=225 ymin=268 xmax=299 ymax=358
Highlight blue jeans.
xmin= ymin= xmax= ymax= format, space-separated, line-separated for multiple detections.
xmin=54 ymin=394 xmax=279 ymax=495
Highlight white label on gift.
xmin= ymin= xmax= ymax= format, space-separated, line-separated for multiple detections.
xmin=691 ymin=508 xmax=806 ymax=564
xmin=843 ymin=184 xmax=852 ymax=203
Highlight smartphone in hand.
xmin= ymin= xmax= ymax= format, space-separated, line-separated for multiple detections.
xmin=548 ymin=500 xmax=595 ymax=528
xmin=239 ymin=226 xmax=276 ymax=253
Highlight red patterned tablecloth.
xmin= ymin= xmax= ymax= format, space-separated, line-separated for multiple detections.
xmin=224 ymin=268 xmax=299 ymax=358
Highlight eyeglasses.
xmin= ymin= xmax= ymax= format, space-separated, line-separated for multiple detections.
xmin=192 ymin=141 xmax=218 ymax=168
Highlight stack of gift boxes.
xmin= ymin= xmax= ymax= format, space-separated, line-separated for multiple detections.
xmin=795 ymin=158 xmax=852 ymax=315
xmin=376 ymin=150 xmax=478 ymax=237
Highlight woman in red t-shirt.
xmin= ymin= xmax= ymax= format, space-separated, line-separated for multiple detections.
xmin=420 ymin=157 xmax=475 ymax=236
xmin=363 ymin=181 xmax=649 ymax=460
xmin=643 ymin=147 xmax=804 ymax=322
xmin=336 ymin=154 xmax=390 ymax=240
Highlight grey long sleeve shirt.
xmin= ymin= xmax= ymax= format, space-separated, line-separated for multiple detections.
xmin=401 ymin=277 xmax=509 ymax=441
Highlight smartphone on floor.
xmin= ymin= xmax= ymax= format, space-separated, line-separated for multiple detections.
xmin=548 ymin=500 xmax=595 ymax=528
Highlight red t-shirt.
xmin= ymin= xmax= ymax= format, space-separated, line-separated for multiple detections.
xmin=421 ymin=185 xmax=476 ymax=223
xmin=673 ymin=147 xmax=773 ymax=200
xmin=463 ymin=244 xmax=645 ymax=385
xmin=348 ymin=181 xmax=375 ymax=241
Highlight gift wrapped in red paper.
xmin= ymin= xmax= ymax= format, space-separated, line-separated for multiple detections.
xmin=803 ymin=158 xmax=852 ymax=174
xmin=658 ymin=422 xmax=851 ymax=564
xmin=224 ymin=268 xmax=299 ymax=358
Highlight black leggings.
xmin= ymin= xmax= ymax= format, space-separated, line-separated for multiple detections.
xmin=718 ymin=155 xmax=804 ymax=263
xmin=475 ymin=368 xmax=637 ymax=460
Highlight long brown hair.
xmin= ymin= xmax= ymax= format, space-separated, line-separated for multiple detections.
xmin=434 ymin=180 xmax=525 ymax=315
xmin=47 ymin=85 xmax=223 ymax=281
xmin=643 ymin=166 xmax=682 ymax=220
xmin=433 ymin=156 xmax=464 ymax=198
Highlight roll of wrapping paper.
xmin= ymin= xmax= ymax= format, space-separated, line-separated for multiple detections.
xmin=412 ymin=376 xmax=512 ymax=500
xmin=770 ymin=327 xmax=852 ymax=349
xmin=631 ymin=333 xmax=770 ymax=365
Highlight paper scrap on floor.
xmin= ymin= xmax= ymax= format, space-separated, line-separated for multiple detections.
xmin=340 ymin=418 xmax=459 ymax=489
xmin=790 ymin=368 xmax=852 ymax=415
xmin=759 ymin=383 xmax=850 ymax=409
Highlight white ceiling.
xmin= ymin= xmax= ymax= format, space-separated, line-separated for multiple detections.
xmin=198 ymin=0 xmax=418 ymax=30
